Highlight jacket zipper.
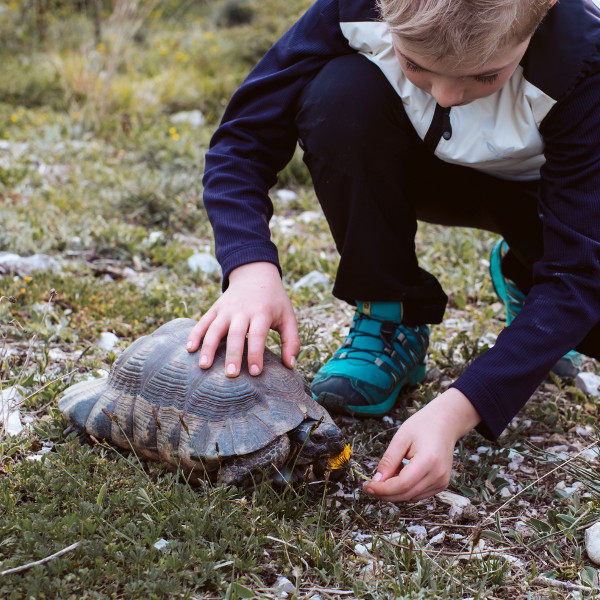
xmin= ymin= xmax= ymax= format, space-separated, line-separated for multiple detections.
xmin=423 ymin=104 xmax=452 ymax=152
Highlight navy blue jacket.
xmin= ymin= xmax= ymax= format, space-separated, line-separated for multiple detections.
xmin=202 ymin=0 xmax=600 ymax=439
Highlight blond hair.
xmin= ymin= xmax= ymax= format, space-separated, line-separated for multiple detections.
xmin=378 ymin=0 xmax=554 ymax=67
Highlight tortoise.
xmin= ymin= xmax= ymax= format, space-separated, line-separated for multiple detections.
xmin=59 ymin=318 xmax=347 ymax=486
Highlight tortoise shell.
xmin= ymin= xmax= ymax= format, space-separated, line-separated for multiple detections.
xmin=59 ymin=318 xmax=342 ymax=484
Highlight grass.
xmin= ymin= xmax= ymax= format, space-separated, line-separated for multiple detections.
xmin=2 ymin=0 xmax=600 ymax=598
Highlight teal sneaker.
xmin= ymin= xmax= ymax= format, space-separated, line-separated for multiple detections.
xmin=490 ymin=238 xmax=582 ymax=378
xmin=311 ymin=301 xmax=429 ymax=416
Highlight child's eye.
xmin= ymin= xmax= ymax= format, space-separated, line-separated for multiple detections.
xmin=403 ymin=60 xmax=423 ymax=73
xmin=474 ymin=73 xmax=499 ymax=84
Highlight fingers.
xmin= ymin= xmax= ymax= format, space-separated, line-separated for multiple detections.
xmin=365 ymin=453 xmax=450 ymax=502
xmin=186 ymin=309 xmax=215 ymax=353
xmin=246 ymin=315 xmax=270 ymax=376
xmin=278 ymin=308 xmax=300 ymax=370
xmin=185 ymin=262 xmax=299 ymax=376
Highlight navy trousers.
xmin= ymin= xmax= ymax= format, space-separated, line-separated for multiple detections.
xmin=296 ymin=54 xmax=543 ymax=323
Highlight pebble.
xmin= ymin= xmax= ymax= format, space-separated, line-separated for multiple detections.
xmin=153 ymin=538 xmax=169 ymax=550
xmin=406 ymin=525 xmax=427 ymax=539
xmin=360 ymin=560 xmax=384 ymax=582
xmin=297 ymin=210 xmax=321 ymax=223
xmin=187 ymin=252 xmax=221 ymax=275
xmin=0 ymin=386 xmax=23 ymax=436
xmin=170 ymin=110 xmax=205 ymax=127
xmin=576 ymin=372 xmax=600 ymax=397
xmin=0 ymin=252 xmax=62 ymax=277
xmin=555 ymin=481 xmax=584 ymax=496
xmin=144 ymin=231 xmax=165 ymax=245
xmin=354 ymin=543 xmax=372 ymax=556
xmin=585 ymin=523 xmax=600 ymax=565
xmin=429 ymin=531 xmax=446 ymax=545
xmin=436 ymin=490 xmax=478 ymax=522
xmin=293 ymin=270 xmax=330 ymax=290
xmin=275 ymin=189 xmax=298 ymax=203
xmin=97 ymin=332 xmax=120 ymax=351
xmin=275 ymin=576 xmax=295 ymax=595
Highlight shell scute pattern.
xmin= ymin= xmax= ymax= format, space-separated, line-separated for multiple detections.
xmin=59 ymin=318 xmax=347 ymax=486
xmin=187 ymin=373 xmax=262 ymax=421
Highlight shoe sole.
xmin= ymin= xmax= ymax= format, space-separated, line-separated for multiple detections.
xmin=312 ymin=362 xmax=427 ymax=417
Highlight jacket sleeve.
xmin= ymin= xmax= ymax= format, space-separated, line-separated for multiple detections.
xmin=202 ymin=0 xmax=354 ymax=286
xmin=452 ymin=67 xmax=600 ymax=439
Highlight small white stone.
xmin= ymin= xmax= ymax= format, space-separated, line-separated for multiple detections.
xmin=275 ymin=189 xmax=298 ymax=203
xmin=145 ymin=231 xmax=164 ymax=245
xmin=297 ymin=210 xmax=321 ymax=223
xmin=354 ymin=543 xmax=372 ymax=556
xmin=292 ymin=270 xmax=330 ymax=291
xmin=406 ymin=525 xmax=427 ymax=539
xmin=585 ymin=523 xmax=600 ymax=565
xmin=0 ymin=252 xmax=62 ymax=276
xmin=275 ymin=576 xmax=295 ymax=595
xmin=0 ymin=386 xmax=23 ymax=436
xmin=576 ymin=372 xmax=600 ymax=397
xmin=435 ymin=490 xmax=477 ymax=521
xmin=153 ymin=538 xmax=169 ymax=550
xmin=187 ymin=252 xmax=220 ymax=275
xmin=170 ymin=110 xmax=205 ymax=127
xmin=382 ymin=415 xmax=394 ymax=425
xmin=97 ymin=332 xmax=120 ymax=351
xmin=429 ymin=531 xmax=446 ymax=545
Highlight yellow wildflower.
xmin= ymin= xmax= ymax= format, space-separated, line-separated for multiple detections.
xmin=328 ymin=444 xmax=352 ymax=470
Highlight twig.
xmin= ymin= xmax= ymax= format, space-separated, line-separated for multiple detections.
xmin=530 ymin=576 xmax=600 ymax=593
xmin=1 ymin=542 xmax=80 ymax=576
xmin=265 ymin=535 xmax=300 ymax=550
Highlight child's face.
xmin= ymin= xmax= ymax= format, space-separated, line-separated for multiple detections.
xmin=392 ymin=36 xmax=531 ymax=107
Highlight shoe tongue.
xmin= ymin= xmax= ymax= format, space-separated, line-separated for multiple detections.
xmin=357 ymin=301 xmax=403 ymax=322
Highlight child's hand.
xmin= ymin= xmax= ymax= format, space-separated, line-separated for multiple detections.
xmin=363 ymin=388 xmax=481 ymax=502
xmin=186 ymin=262 xmax=300 ymax=377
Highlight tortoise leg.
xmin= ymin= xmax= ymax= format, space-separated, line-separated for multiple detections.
xmin=218 ymin=435 xmax=290 ymax=487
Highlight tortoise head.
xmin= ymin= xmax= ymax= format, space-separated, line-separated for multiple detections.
xmin=289 ymin=418 xmax=346 ymax=465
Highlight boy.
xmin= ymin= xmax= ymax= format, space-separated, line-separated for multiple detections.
xmin=186 ymin=0 xmax=600 ymax=502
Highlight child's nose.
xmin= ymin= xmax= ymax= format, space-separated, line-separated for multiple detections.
xmin=430 ymin=79 xmax=465 ymax=108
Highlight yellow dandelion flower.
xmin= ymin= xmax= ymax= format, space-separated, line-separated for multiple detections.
xmin=328 ymin=444 xmax=352 ymax=470
xmin=11 ymin=115 xmax=18 ymax=123
xmin=171 ymin=133 xmax=180 ymax=141
xmin=23 ymin=276 xmax=32 ymax=282
xmin=160 ymin=47 xmax=169 ymax=55
xmin=175 ymin=52 xmax=189 ymax=63
xmin=97 ymin=43 xmax=106 ymax=52
xmin=168 ymin=127 xmax=177 ymax=135
xmin=20 ymin=288 xmax=26 ymax=295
